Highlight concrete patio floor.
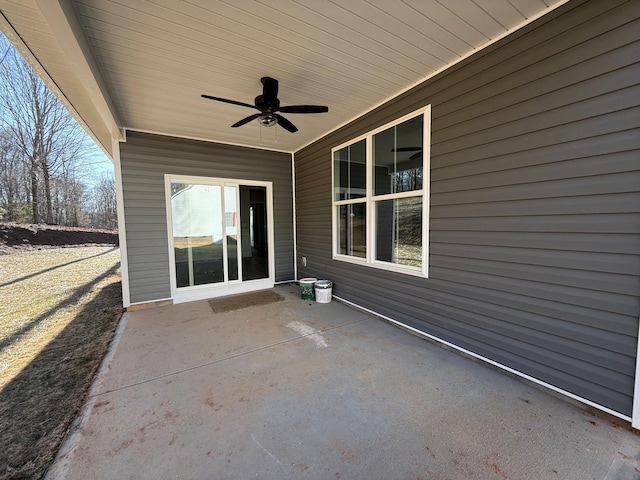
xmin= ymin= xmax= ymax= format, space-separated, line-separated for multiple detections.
xmin=47 ymin=285 xmax=640 ymax=480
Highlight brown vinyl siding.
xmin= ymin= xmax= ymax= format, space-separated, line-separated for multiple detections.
xmin=294 ymin=0 xmax=640 ymax=416
xmin=120 ymin=131 xmax=294 ymax=304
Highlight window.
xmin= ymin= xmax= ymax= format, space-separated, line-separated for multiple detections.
xmin=332 ymin=106 xmax=430 ymax=276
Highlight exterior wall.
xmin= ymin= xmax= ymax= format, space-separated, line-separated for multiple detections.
xmin=120 ymin=131 xmax=294 ymax=304
xmin=294 ymin=0 xmax=640 ymax=417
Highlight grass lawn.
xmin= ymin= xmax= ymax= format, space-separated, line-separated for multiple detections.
xmin=0 ymin=246 xmax=122 ymax=479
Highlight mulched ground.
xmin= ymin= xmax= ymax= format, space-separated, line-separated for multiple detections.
xmin=0 ymin=223 xmax=118 ymax=254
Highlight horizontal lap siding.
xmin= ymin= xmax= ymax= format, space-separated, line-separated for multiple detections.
xmin=120 ymin=132 xmax=293 ymax=304
xmin=294 ymin=0 xmax=640 ymax=416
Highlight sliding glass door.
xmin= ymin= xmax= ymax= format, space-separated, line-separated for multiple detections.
xmin=167 ymin=176 xmax=273 ymax=302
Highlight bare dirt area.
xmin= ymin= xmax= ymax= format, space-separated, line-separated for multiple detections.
xmin=0 ymin=223 xmax=122 ymax=479
xmin=0 ymin=222 xmax=118 ymax=255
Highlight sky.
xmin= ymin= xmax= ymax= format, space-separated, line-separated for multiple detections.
xmin=84 ymin=143 xmax=115 ymax=186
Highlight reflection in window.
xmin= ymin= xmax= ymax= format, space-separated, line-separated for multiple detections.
xmin=375 ymin=197 xmax=422 ymax=267
xmin=338 ymin=203 xmax=366 ymax=258
xmin=334 ymin=139 xmax=366 ymax=201
xmin=225 ymin=185 xmax=238 ymax=282
xmin=373 ymin=115 xmax=423 ymax=195
xmin=171 ymin=183 xmax=224 ymax=287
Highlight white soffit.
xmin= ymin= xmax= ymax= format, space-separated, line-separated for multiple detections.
xmin=0 ymin=0 xmax=568 ymax=154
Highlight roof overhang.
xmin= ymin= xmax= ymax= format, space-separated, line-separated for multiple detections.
xmin=0 ymin=0 xmax=569 ymax=158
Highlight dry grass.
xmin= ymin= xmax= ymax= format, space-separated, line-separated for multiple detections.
xmin=0 ymin=246 xmax=123 ymax=479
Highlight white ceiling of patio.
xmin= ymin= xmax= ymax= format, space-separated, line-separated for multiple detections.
xmin=0 ymin=0 xmax=567 ymax=155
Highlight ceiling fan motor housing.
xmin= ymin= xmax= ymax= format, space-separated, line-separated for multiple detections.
xmin=255 ymin=95 xmax=279 ymax=111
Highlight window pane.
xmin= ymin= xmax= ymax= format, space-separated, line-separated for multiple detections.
xmin=224 ymin=186 xmax=238 ymax=281
xmin=334 ymin=139 xmax=366 ymax=201
xmin=375 ymin=197 xmax=422 ymax=267
xmin=171 ymin=183 xmax=225 ymax=287
xmin=337 ymin=203 xmax=366 ymax=258
xmin=373 ymin=115 xmax=423 ymax=195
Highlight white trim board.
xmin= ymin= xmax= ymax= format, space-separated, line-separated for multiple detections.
xmin=632 ymin=315 xmax=640 ymax=429
xmin=291 ymin=152 xmax=298 ymax=282
xmin=112 ymin=138 xmax=131 ymax=307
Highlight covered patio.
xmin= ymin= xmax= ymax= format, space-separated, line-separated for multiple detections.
xmin=1 ymin=0 xmax=639 ymax=427
xmin=47 ymin=286 xmax=639 ymax=480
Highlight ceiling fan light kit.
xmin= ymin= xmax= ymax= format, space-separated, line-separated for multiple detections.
xmin=258 ymin=113 xmax=277 ymax=127
xmin=202 ymin=77 xmax=328 ymax=133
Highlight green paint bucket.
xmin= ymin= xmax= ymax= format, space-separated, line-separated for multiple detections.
xmin=299 ymin=278 xmax=317 ymax=300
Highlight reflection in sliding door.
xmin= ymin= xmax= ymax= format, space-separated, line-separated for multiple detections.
xmin=240 ymin=185 xmax=269 ymax=280
xmin=224 ymin=185 xmax=239 ymax=282
xmin=171 ymin=183 xmax=224 ymax=287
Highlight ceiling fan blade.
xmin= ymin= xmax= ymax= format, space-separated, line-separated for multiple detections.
xmin=261 ymin=77 xmax=279 ymax=104
xmin=231 ymin=113 xmax=261 ymax=128
xmin=274 ymin=114 xmax=298 ymax=133
xmin=391 ymin=147 xmax=421 ymax=152
xmin=409 ymin=152 xmax=423 ymax=160
xmin=201 ymin=94 xmax=257 ymax=110
xmin=278 ymin=105 xmax=329 ymax=114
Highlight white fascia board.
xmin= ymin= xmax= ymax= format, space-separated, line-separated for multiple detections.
xmin=35 ymin=0 xmax=123 ymax=145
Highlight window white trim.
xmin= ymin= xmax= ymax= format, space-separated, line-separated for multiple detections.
xmin=331 ymin=105 xmax=431 ymax=277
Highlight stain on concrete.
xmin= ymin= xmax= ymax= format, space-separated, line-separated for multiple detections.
xmin=203 ymin=389 xmax=222 ymax=411
xmin=424 ymin=445 xmax=436 ymax=459
xmin=287 ymin=321 xmax=328 ymax=348
xmin=108 ymin=439 xmax=133 ymax=458
xmin=334 ymin=441 xmax=355 ymax=460
xmin=93 ymin=400 xmax=110 ymax=409
xmin=485 ymin=453 xmax=508 ymax=479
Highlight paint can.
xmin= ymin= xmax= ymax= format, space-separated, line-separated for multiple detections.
xmin=314 ymin=280 xmax=333 ymax=303
xmin=299 ymin=278 xmax=317 ymax=300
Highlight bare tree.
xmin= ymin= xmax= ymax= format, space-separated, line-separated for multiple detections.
xmin=0 ymin=35 xmax=91 ymax=224
xmin=87 ymin=173 xmax=117 ymax=229
xmin=0 ymin=128 xmax=30 ymax=221
xmin=51 ymin=174 xmax=87 ymax=227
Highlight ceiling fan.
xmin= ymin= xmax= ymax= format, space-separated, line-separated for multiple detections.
xmin=201 ymin=77 xmax=328 ymax=133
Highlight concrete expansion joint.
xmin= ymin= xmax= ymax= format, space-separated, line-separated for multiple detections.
xmin=93 ymin=316 xmax=370 ymax=398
